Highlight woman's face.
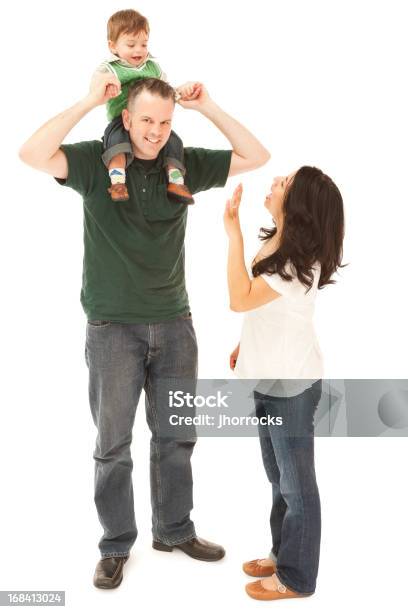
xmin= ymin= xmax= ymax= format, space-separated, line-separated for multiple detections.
xmin=264 ymin=170 xmax=297 ymax=223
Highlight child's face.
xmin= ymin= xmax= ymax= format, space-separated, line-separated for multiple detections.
xmin=109 ymin=30 xmax=149 ymax=66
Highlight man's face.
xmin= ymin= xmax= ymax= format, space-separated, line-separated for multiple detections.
xmin=108 ymin=30 xmax=149 ymax=67
xmin=122 ymin=92 xmax=174 ymax=160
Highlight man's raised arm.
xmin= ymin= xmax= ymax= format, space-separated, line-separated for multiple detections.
xmin=177 ymin=82 xmax=270 ymax=177
xmin=18 ymin=72 xmax=121 ymax=178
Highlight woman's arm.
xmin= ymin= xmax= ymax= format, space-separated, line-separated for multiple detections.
xmin=224 ymin=184 xmax=281 ymax=312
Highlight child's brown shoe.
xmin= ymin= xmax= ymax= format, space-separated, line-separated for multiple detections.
xmin=167 ymin=183 xmax=195 ymax=205
xmin=108 ymin=183 xmax=129 ymax=202
xmin=242 ymin=558 xmax=276 ymax=577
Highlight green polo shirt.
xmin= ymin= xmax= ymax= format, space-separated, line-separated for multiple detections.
xmin=55 ymin=140 xmax=232 ymax=323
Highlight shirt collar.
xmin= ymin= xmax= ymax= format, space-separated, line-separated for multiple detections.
xmin=132 ymin=149 xmax=165 ymax=174
xmin=105 ymin=52 xmax=152 ymax=70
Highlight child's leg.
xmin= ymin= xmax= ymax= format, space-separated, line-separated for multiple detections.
xmin=102 ymin=116 xmax=133 ymax=202
xmin=108 ymin=153 xmax=126 ymax=186
xmin=164 ymin=131 xmax=194 ymax=205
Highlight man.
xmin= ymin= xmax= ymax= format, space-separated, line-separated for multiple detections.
xmin=19 ymin=73 xmax=270 ymax=588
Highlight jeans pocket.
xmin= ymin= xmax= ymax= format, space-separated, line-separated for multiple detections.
xmin=87 ymin=320 xmax=111 ymax=327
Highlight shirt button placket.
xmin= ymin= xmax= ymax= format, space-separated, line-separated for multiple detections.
xmin=141 ymin=173 xmax=148 ymax=214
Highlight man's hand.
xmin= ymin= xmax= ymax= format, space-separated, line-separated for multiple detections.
xmin=87 ymin=72 xmax=122 ymax=107
xmin=18 ymin=73 xmax=121 ymax=176
xmin=106 ymin=83 xmax=121 ymax=99
xmin=177 ymin=82 xmax=270 ymax=178
xmin=230 ymin=343 xmax=240 ymax=370
xmin=18 ymin=71 xmax=122 ymax=177
xmin=176 ymin=81 xmax=211 ymax=111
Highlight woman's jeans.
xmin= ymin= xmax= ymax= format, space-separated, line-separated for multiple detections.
xmin=84 ymin=315 xmax=198 ymax=558
xmin=254 ymin=380 xmax=322 ymax=594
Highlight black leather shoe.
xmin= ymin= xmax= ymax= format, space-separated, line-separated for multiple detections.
xmin=93 ymin=555 xmax=129 ymax=589
xmin=153 ymin=537 xmax=225 ymax=561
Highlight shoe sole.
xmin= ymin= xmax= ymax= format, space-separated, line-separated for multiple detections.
xmin=93 ymin=574 xmax=123 ymax=589
xmin=152 ymin=541 xmax=225 ymax=562
xmin=167 ymin=195 xmax=195 ymax=205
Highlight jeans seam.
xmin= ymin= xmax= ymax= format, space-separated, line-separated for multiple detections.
xmin=145 ymin=375 xmax=164 ymax=535
xmin=277 ymin=393 xmax=316 ymax=595
xmin=288 ymin=394 xmax=307 ymax=584
xmin=147 ymin=324 xmax=154 ymax=363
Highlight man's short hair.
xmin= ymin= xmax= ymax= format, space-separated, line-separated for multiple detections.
xmin=127 ymin=78 xmax=176 ymax=111
xmin=107 ymin=9 xmax=149 ymax=43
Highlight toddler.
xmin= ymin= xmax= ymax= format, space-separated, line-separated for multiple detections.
xmin=94 ymin=9 xmax=194 ymax=204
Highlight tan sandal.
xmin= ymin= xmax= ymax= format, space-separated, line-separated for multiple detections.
xmin=242 ymin=558 xmax=276 ymax=577
xmin=245 ymin=574 xmax=312 ymax=601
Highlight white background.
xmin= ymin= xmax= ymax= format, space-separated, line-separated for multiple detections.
xmin=2 ymin=0 xmax=408 ymax=609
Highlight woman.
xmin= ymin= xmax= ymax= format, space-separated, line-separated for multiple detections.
xmin=224 ymin=166 xmax=344 ymax=600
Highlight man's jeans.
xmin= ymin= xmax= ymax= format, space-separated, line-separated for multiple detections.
xmin=254 ymin=380 xmax=322 ymax=594
xmin=84 ymin=315 xmax=198 ymax=558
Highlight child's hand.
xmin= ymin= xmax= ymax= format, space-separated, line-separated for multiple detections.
xmin=176 ymin=81 xmax=202 ymax=102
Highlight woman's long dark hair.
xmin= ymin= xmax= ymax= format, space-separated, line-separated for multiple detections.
xmin=252 ymin=166 xmax=345 ymax=290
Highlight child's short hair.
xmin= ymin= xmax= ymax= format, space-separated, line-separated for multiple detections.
xmin=107 ymin=9 xmax=149 ymax=43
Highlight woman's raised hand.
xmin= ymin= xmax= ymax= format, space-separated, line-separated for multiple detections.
xmin=224 ymin=183 xmax=243 ymax=238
